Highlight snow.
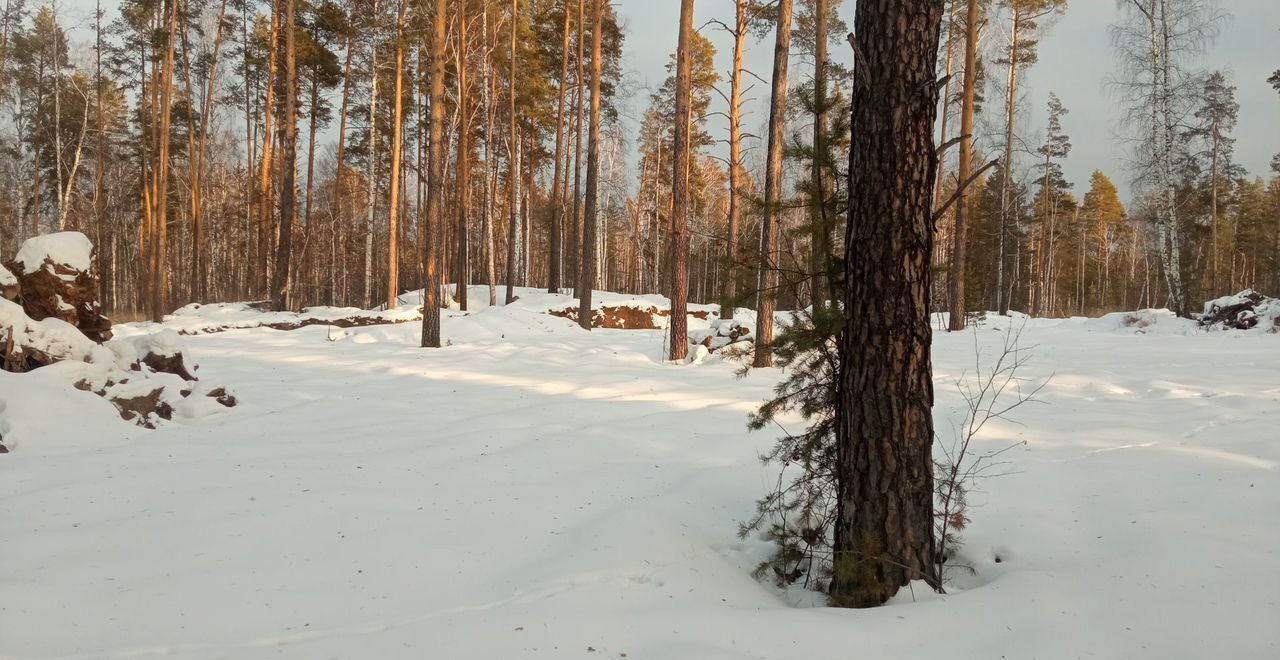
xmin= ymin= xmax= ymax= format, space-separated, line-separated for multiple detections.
xmin=0 ymin=297 xmax=105 ymax=364
xmin=0 ymin=262 xmax=16 ymax=287
xmin=12 ymin=230 xmax=94 ymax=275
xmin=161 ymin=301 xmax=423 ymax=334
xmin=1080 ymin=308 xmax=1202 ymax=335
xmin=1 ymin=293 xmax=1277 ymax=658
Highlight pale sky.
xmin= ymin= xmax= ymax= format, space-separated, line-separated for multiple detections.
xmin=614 ymin=0 xmax=1280 ymax=201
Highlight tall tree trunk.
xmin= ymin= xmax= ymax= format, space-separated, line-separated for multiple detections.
xmin=455 ymin=0 xmax=472 ymax=309
xmin=149 ymin=0 xmax=180 ymax=322
xmin=810 ymin=0 xmax=832 ymax=307
xmin=333 ymin=15 xmax=355 ymax=304
xmin=1209 ymin=114 xmax=1219 ymax=293
xmin=569 ymin=0 xmax=585 ymax=295
xmin=272 ymin=0 xmax=298 ymax=311
xmin=576 ymin=0 xmax=603 ymax=330
xmin=94 ymin=0 xmax=110 ymax=309
xmin=258 ymin=0 xmax=281 ymax=297
xmin=722 ymin=0 xmax=746 ymax=316
xmin=947 ymin=0 xmax=980 ymax=330
xmin=504 ymin=0 xmax=521 ymax=304
xmin=995 ymin=8 xmax=1022 ymax=317
xmin=752 ymin=0 xmax=792 ymax=368
xmin=364 ymin=4 xmax=380 ymax=309
xmin=548 ymin=0 xmax=572 ymax=293
xmin=421 ymin=0 xmax=446 ymax=346
xmin=385 ymin=0 xmax=407 ymax=311
xmin=668 ymin=0 xmax=694 ymax=360
xmin=830 ymin=0 xmax=945 ymax=609
xmin=190 ymin=0 xmax=227 ymax=302
xmin=482 ymin=4 xmax=497 ymax=306
xmin=242 ymin=3 xmax=255 ymax=295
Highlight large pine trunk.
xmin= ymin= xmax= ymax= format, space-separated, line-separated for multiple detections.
xmin=272 ymin=0 xmax=298 ymax=312
xmin=385 ymin=0 xmax=408 ymax=312
xmin=752 ymin=0 xmax=793 ymax=368
xmin=667 ymin=0 xmax=694 ymax=360
xmin=547 ymin=0 xmax=572 ymax=293
xmin=575 ymin=0 xmax=603 ymax=330
xmin=456 ymin=0 xmax=472 ymax=310
xmin=722 ymin=0 xmax=745 ymax=317
xmin=421 ymin=0 xmax=446 ymax=347
xmin=947 ymin=0 xmax=980 ymax=330
xmin=831 ymin=0 xmax=945 ymax=608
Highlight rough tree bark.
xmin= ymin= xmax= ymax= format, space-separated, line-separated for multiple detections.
xmin=455 ymin=0 xmax=472 ymax=310
xmin=257 ymin=1 xmax=280 ymax=297
xmin=272 ymin=0 xmax=299 ymax=312
xmin=830 ymin=0 xmax=945 ymax=608
xmin=569 ymin=0 xmax=585 ymax=296
xmin=947 ymin=0 xmax=979 ymax=330
xmin=148 ymin=0 xmax=179 ymax=322
xmin=722 ymin=0 xmax=746 ymax=317
xmin=576 ymin=0 xmax=603 ymax=330
xmin=752 ymin=0 xmax=792 ymax=368
xmin=421 ymin=0 xmax=446 ymax=347
xmin=667 ymin=0 xmax=694 ymax=361
xmin=810 ymin=0 xmax=832 ymax=308
xmin=505 ymin=0 xmax=521 ymax=305
xmin=385 ymin=0 xmax=408 ymax=311
xmin=547 ymin=0 xmax=571 ymax=293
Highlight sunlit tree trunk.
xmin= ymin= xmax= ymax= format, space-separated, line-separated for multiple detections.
xmin=668 ymin=0 xmax=694 ymax=360
xmin=576 ymin=0 xmax=603 ymax=329
xmin=752 ymin=0 xmax=792 ymax=368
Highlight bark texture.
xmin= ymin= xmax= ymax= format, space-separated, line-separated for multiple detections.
xmin=421 ymin=0 xmax=446 ymax=347
xmin=576 ymin=0 xmax=603 ymax=330
xmin=948 ymin=0 xmax=980 ymax=330
xmin=667 ymin=0 xmax=694 ymax=360
xmin=752 ymin=0 xmax=792 ymax=368
xmin=831 ymin=0 xmax=944 ymax=608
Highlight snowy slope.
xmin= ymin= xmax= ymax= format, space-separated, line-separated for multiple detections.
xmin=1 ymin=290 xmax=1277 ymax=659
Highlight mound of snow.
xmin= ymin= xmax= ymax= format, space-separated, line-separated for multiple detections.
xmin=12 ymin=231 xmax=94 ymax=276
xmin=1081 ymin=309 xmax=1199 ymax=335
xmin=0 ymin=297 xmax=106 ymax=370
xmin=165 ymin=301 xmax=421 ymax=334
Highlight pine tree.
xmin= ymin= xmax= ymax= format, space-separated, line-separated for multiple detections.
xmin=1080 ymin=171 xmax=1126 ymax=311
xmin=1185 ymin=71 xmax=1239 ymax=294
xmin=752 ymin=0 xmax=792 ymax=368
xmin=667 ymin=0 xmax=694 ymax=361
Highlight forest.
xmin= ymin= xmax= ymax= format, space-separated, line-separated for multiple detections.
xmin=1 ymin=0 xmax=1278 ymax=657
xmin=0 ymin=0 xmax=1273 ymax=329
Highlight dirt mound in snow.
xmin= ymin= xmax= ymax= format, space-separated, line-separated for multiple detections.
xmin=6 ymin=232 xmax=112 ymax=342
xmin=547 ymin=304 xmax=669 ymax=329
xmin=547 ymin=303 xmax=717 ymax=330
xmin=1200 ymin=290 xmax=1280 ymax=332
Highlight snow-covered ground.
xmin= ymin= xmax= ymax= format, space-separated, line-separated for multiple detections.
xmin=2 ymin=287 xmax=1278 ymax=659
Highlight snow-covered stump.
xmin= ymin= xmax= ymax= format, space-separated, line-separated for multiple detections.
xmin=6 ymin=231 xmax=112 ymax=342
xmin=1200 ymin=290 xmax=1280 ymax=332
